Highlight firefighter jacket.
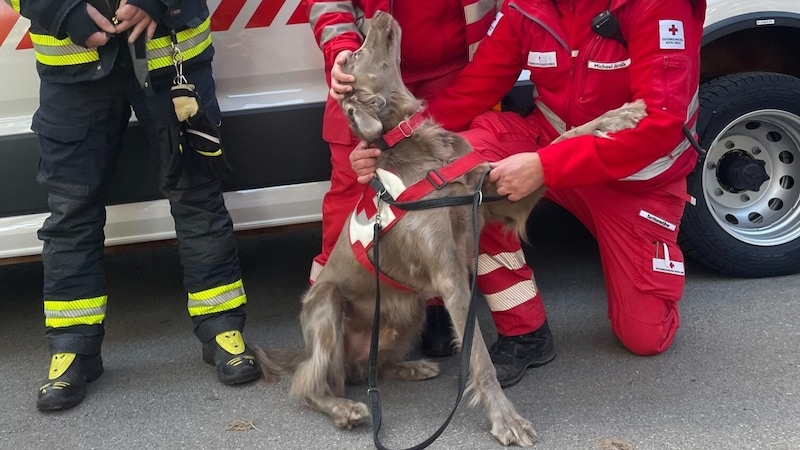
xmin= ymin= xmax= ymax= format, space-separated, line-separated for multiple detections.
xmin=426 ymin=0 xmax=707 ymax=191
xmin=5 ymin=0 xmax=213 ymax=84
xmin=306 ymin=0 xmax=499 ymax=144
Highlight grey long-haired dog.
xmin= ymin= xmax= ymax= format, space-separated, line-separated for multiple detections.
xmin=255 ymin=11 xmax=646 ymax=447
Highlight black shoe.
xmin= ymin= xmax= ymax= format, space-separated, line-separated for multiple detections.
xmin=37 ymin=353 xmax=104 ymax=411
xmin=490 ymin=320 xmax=556 ymax=388
xmin=420 ymin=304 xmax=457 ymax=357
xmin=202 ymin=330 xmax=261 ymax=385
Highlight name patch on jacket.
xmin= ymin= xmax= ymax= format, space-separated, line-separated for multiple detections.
xmin=588 ymin=58 xmax=631 ymax=71
xmin=528 ymin=51 xmax=557 ymax=68
xmin=659 ymin=20 xmax=685 ymax=49
xmin=488 ymin=12 xmax=503 ymax=36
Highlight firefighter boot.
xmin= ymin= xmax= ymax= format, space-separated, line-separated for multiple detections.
xmin=202 ymin=330 xmax=261 ymax=385
xmin=37 ymin=353 xmax=104 ymax=411
xmin=489 ymin=320 xmax=556 ymax=388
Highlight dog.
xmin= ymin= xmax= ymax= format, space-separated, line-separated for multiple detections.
xmin=255 ymin=11 xmax=646 ymax=447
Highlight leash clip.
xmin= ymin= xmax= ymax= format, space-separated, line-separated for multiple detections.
xmin=375 ymin=196 xmax=383 ymax=227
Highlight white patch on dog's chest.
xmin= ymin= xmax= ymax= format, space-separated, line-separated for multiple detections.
xmin=349 ymin=169 xmax=409 ymax=249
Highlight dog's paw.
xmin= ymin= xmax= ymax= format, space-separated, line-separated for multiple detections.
xmin=331 ymin=400 xmax=370 ymax=429
xmin=592 ymin=99 xmax=648 ymax=137
xmin=491 ymin=412 xmax=539 ymax=447
xmin=382 ymin=359 xmax=440 ymax=381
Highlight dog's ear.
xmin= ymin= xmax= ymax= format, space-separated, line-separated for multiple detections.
xmin=349 ymin=106 xmax=383 ymax=139
xmin=342 ymin=90 xmax=386 ymax=140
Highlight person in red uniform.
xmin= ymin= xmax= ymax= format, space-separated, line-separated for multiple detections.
xmin=305 ymin=0 xmax=499 ymax=357
xmin=348 ymin=0 xmax=707 ymax=387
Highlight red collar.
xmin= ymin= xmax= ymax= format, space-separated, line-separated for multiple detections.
xmin=374 ymin=111 xmax=427 ymax=150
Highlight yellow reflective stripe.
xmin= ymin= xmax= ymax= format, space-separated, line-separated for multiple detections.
xmin=10 ymin=0 xmax=21 ymax=13
xmin=146 ymin=17 xmax=211 ymax=71
xmin=29 ymin=33 xmax=100 ymax=66
xmin=195 ymin=149 xmax=222 ymax=156
xmin=44 ymin=296 xmax=107 ymax=328
xmin=46 ymin=315 xmax=105 ymax=327
xmin=187 ymin=279 xmax=246 ymax=317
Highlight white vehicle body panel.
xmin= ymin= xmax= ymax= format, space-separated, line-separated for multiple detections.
xmin=1 ymin=0 xmax=800 ymax=260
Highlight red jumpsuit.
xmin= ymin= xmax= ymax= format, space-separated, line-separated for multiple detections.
xmin=427 ymin=0 xmax=707 ymax=355
xmin=305 ymin=0 xmax=498 ymax=281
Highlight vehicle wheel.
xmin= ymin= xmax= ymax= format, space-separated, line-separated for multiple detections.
xmin=680 ymin=72 xmax=800 ymax=277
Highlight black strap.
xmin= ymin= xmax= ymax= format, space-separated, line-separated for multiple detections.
xmin=369 ymin=176 xmax=504 ymax=211
xmin=367 ymin=171 xmax=490 ymax=450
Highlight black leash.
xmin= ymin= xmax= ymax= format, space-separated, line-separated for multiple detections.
xmin=368 ymin=174 xmax=504 ymax=211
xmin=367 ymin=170 xmax=491 ymax=450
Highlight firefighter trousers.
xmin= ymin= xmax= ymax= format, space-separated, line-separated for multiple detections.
xmin=462 ymin=110 xmax=690 ymax=356
xmin=33 ymin=51 xmax=246 ymax=356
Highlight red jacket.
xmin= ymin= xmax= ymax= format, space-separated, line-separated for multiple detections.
xmin=305 ymin=0 xmax=498 ymax=144
xmin=427 ymin=0 xmax=707 ymax=190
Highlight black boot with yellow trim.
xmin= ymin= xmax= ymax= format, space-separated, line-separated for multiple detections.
xmin=202 ymin=330 xmax=261 ymax=385
xmin=189 ymin=281 xmax=261 ymax=384
xmin=36 ymin=352 xmax=104 ymax=411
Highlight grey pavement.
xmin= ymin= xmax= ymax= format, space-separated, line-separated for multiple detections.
xmin=1 ymin=202 xmax=799 ymax=450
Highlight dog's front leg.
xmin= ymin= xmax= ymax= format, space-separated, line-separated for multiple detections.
xmin=437 ymin=273 xmax=539 ymax=447
xmin=291 ymin=281 xmax=370 ymax=429
xmin=551 ymin=99 xmax=647 ymax=143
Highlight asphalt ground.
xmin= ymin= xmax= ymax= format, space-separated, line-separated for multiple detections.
xmin=1 ymin=202 xmax=799 ymax=450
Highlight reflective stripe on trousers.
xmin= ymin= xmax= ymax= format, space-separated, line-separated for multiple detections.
xmin=188 ymin=279 xmax=247 ymax=317
xmin=44 ymin=296 xmax=107 ymax=328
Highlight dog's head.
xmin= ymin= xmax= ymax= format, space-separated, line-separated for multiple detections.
xmin=339 ymin=12 xmax=420 ymax=142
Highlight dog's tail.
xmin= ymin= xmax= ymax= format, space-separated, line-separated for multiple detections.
xmin=252 ymin=345 xmax=304 ymax=383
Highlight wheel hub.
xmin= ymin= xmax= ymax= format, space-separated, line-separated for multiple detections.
xmin=716 ymin=150 xmax=770 ymax=192
xmin=702 ymin=109 xmax=800 ymax=245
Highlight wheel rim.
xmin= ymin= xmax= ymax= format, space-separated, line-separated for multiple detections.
xmin=702 ymin=109 xmax=800 ymax=246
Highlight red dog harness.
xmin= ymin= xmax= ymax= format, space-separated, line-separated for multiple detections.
xmin=349 ymin=146 xmax=487 ymax=291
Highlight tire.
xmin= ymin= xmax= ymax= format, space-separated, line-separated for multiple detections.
xmin=680 ymin=72 xmax=800 ymax=278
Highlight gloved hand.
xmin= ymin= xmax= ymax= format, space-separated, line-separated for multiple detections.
xmin=171 ymin=84 xmax=233 ymax=180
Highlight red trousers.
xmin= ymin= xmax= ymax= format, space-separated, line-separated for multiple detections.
xmin=463 ymin=110 xmax=690 ymax=356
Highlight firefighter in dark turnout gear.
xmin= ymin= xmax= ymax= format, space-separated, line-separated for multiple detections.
xmin=5 ymin=0 xmax=262 ymax=411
